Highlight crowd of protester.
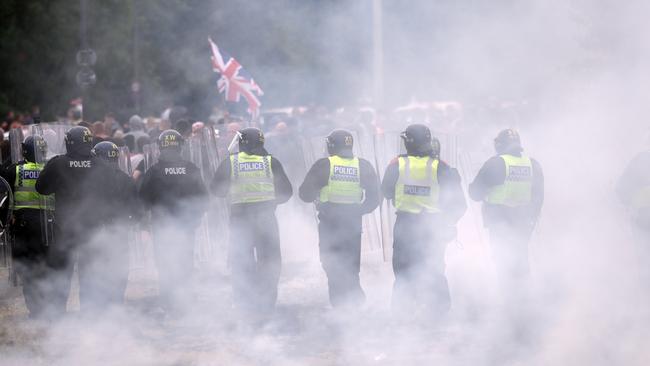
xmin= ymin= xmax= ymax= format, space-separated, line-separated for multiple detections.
xmin=0 ymin=97 xmax=536 ymax=176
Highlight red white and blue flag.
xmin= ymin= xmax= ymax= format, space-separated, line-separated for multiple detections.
xmin=208 ymin=37 xmax=264 ymax=117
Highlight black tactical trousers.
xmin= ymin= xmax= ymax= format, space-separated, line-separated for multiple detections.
xmin=44 ymin=228 xmax=75 ymax=318
xmin=229 ymin=209 xmax=281 ymax=318
xmin=12 ymin=212 xmax=49 ymax=317
xmin=318 ymin=214 xmax=365 ymax=308
xmin=391 ymin=212 xmax=450 ymax=315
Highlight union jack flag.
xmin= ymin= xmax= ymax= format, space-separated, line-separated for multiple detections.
xmin=208 ymin=37 xmax=264 ymax=117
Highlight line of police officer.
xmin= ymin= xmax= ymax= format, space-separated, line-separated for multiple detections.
xmin=3 ymin=123 xmax=544 ymax=323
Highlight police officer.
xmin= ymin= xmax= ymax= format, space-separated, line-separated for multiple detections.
xmin=1 ymin=135 xmax=54 ymax=318
xmin=468 ymin=129 xmax=544 ymax=301
xmin=36 ymin=126 xmax=116 ymax=315
xmin=69 ymin=141 xmax=138 ymax=311
xmin=299 ymin=129 xmax=380 ymax=308
xmin=211 ymin=127 xmax=292 ymax=321
xmin=381 ymin=124 xmax=466 ymax=317
xmin=139 ymin=129 xmax=208 ymax=314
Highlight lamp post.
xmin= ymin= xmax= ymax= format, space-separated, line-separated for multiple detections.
xmin=373 ymin=0 xmax=384 ymax=109
xmin=76 ymin=0 xmax=96 ymax=121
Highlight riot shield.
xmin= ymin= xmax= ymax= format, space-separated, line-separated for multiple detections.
xmin=9 ymin=128 xmax=25 ymax=164
xmin=28 ymin=124 xmax=56 ymax=248
xmin=201 ymin=126 xmax=220 ymax=181
xmin=142 ymin=143 xmax=160 ymax=172
xmin=130 ymin=143 xmax=157 ymax=271
xmin=0 ymin=176 xmax=14 ymax=284
xmin=206 ymin=128 xmax=230 ymax=270
xmin=374 ymin=131 xmax=405 ymax=261
xmin=117 ymin=146 xmax=133 ymax=175
xmin=185 ymin=132 xmax=226 ymax=269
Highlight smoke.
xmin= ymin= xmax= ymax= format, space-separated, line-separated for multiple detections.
xmin=3 ymin=0 xmax=650 ymax=365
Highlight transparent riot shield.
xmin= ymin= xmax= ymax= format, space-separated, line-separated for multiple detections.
xmin=0 ymin=176 xmax=14 ymax=285
xmin=352 ymin=128 xmax=384 ymax=256
xmin=301 ymin=131 xmax=384 ymax=259
xmin=29 ymin=124 xmax=56 ymax=248
xmin=23 ymin=122 xmax=74 ymax=160
xmin=186 ymin=132 xmax=226 ymax=269
xmin=374 ymin=131 xmax=405 ymax=261
xmin=205 ymin=128 xmax=230 ymax=270
xmin=117 ymin=146 xmax=133 ymax=175
xmin=142 ymin=143 xmax=160 ymax=172
xmin=9 ymin=128 xmax=25 ymax=164
xmin=201 ymin=126 xmax=220 ymax=181
xmin=130 ymin=143 xmax=159 ymax=272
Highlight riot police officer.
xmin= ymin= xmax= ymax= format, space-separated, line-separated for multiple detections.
xmin=381 ymin=124 xmax=467 ymax=317
xmin=36 ymin=126 xmax=116 ymax=315
xmin=299 ymin=129 xmax=380 ymax=308
xmin=139 ymin=129 xmax=208 ymax=314
xmin=69 ymin=141 xmax=139 ymax=311
xmin=468 ymin=129 xmax=544 ymax=301
xmin=1 ymin=135 xmax=54 ymax=318
xmin=211 ymin=127 xmax=292 ymax=322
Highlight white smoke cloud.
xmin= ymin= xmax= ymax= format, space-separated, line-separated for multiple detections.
xmin=2 ymin=0 xmax=650 ymax=365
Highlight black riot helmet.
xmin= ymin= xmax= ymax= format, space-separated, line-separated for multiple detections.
xmin=22 ymin=135 xmax=47 ymax=163
xmin=158 ymin=129 xmax=184 ymax=160
xmin=238 ymin=127 xmax=265 ymax=154
xmin=65 ymin=126 xmax=94 ymax=156
xmin=401 ymin=123 xmax=436 ymax=156
xmin=92 ymin=141 xmax=119 ymax=164
xmin=494 ymin=128 xmax=522 ymax=154
xmin=326 ymin=129 xmax=354 ymax=157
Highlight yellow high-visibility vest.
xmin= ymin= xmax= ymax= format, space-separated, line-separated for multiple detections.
xmin=14 ymin=162 xmax=54 ymax=210
xmin=229 ymin=152 xmax=275 ymax=204
xmin=319 ymin=156 xmax=363 ymax=204
xmin=485 ymin=154 xmax=533 ymax=207
xmin=394 ymin=156 xmax=440 ymax=214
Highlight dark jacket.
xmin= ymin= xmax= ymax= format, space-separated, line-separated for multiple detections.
xmin=139 ymin=156 xmax=208 ymax=228
xmin=468 ymin=152 xmax=544 ymax=227
xmin=211 ymin=151 xmax=293 ymax=215
xmin=35 ymin=153 xmax=115 ymax=235
xmin=381 ymin=154 xmax=467 ymax=224
xmin=299 ymin=156 xmax=380 ymax=219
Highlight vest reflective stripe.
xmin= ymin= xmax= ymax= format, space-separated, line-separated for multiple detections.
xmin=14 ymin=162 xmax=54 ymax=210
xmin=319 ymin=156 xmax=363 ymax=204
xmin=485 ymin=154 xmax=533 ymax=207
xmin=395 ymin=156 xmax=440 ymax=214
xmin=229 ymin=152 xmax=275 ymax=204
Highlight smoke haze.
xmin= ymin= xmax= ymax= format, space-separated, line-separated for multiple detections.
xmin=2 ymin=0 xmax=650 ymax=365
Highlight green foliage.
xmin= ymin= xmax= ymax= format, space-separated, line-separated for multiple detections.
xmin=0 ymin=0 xmax=367 ymax=121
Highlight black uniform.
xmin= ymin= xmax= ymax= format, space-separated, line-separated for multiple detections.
xmin=139 ymin=155 xmax=208 ymax=311
xmin=35 ymin=153 xmax=115 ymax=314
xmin=299 ymin=156 xmax=380 ymax=308
xmin=211 ymin=149 xmax=292 ymax=317
xmin=78 ymin=163 xmax=139 ymax=311
xmin=2 ymin=162 xmax=51 ymax=317
xmin=468 ymin=152 xmax=544 ymax=297
xmin=382 ymin=155 xmax=467 ymax=314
